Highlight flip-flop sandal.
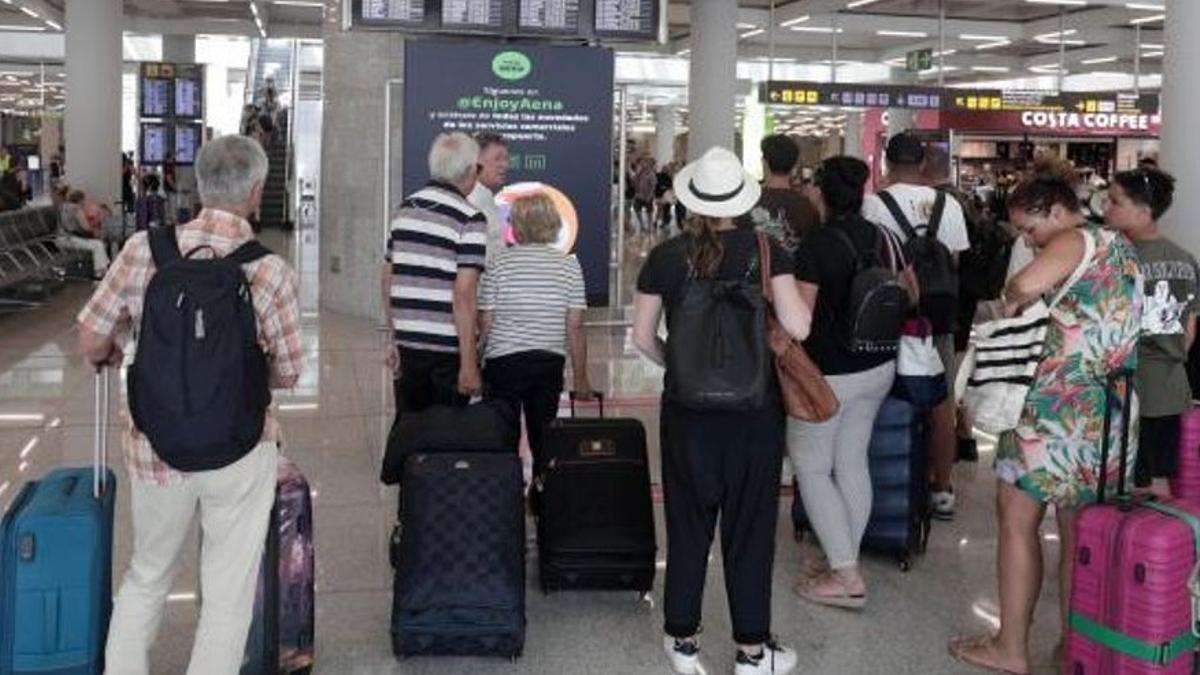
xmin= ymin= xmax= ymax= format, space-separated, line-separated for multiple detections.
xmin=794 ymin=576 xmax=866 ymax=610
xmin=948 ymin=635 xmax=1030 ymax=675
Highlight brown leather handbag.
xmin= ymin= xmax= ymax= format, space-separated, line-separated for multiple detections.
xmin=757 ymin=233 xmax=840 ymax=422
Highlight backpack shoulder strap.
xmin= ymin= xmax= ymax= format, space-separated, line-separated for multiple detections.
xmin=225 ymin=240 xmax=273 ymax=266
xmin=148 ymin=225 xmax=182 ymax=268
xmin=877 ymin=190 xmax=918 ymax=240
xmin=827 ymin=225 xmax=866 ymax=272
xmin=928 ymin=190 xmax=948 ymax=238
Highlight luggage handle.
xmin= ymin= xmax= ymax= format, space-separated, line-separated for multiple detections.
xmin=93 ymin=366 xmax=110 ymax=500
xmin=1096 ymin=369 xmax=1135 ymax=505
xmin=568 ymin=391 xmax=605 ymax=419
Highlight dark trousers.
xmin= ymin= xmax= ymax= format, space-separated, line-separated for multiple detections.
xmin=661 ymin=402 xmax=783 ymax=645
xmin=392 ymin=347 xmax=468 ymax=415
xmin=484 ymin=350 xmax=565 ymax=481
xmin=1135 ymin=414 xmax=1182 ymax=486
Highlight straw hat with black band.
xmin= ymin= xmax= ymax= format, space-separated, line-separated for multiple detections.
xmin=673 ymin=147 xmax=762 ymax=219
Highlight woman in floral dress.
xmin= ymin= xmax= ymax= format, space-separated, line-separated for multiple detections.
xmin=950 ymin=160 xmax=1142 ymax=675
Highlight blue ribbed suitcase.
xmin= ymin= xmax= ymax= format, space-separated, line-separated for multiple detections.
xmin=792 ymin=397 xmax=930 ymax=571
xmin=0 ymin=370 xmax=116 ymax=675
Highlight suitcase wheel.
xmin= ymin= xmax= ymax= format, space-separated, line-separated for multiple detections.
xmin=897 ymin=554 xmax=912 ymax=573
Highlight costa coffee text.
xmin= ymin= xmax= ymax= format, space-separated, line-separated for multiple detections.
xmin=1021 ymin=111 xmax=1151 ymax=131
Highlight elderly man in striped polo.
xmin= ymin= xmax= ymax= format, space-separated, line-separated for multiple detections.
xmin=381 ymin=132 xmax=488 ymax=412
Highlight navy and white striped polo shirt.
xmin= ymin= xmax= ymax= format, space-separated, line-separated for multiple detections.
xmin=388 ymin=181 xmax=488 ymax=353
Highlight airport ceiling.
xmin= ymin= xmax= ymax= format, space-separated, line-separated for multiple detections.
xmin=0 ymin=0 xmax=1166 ymax=84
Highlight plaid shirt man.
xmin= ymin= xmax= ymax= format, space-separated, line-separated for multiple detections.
xmin=77 ymin=209 xmax=303 ymax=486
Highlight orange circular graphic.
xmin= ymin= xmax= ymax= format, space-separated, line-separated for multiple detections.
xmin=494 ymin=182 xmax=579 ymax=255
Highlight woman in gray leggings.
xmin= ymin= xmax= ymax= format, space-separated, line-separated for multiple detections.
xmin=790 ymin=157 xmax=901 ymax=609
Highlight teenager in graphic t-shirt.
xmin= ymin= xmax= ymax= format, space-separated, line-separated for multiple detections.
xmin=737 ymin=134 xmax=821 ymax=255
xmin=1105 ymin=168 xmax=1196 ymax=498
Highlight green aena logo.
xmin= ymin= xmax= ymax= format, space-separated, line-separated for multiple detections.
xmin=492 ymin=51 xmax=532 ymax=81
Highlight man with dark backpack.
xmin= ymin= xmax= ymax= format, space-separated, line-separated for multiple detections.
xmin=77 ymin=135 xmax=303 ymax=674
xmin=923 ymin=147 xmax=1014 ymax=464
xmin=863 ymin=132 xmax=970 ymax=522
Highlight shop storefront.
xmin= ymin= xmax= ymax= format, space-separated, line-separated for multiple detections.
xmin=938 ymin=109 xmax=1161 ymax=197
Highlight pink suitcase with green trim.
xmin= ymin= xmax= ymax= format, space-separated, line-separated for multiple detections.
xmin=1065 ymin=373 xmax=1200 ymax=674
xmin=1169 ymin=406 xmax=1200 ymax=500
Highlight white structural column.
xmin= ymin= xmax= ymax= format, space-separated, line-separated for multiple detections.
xmin=654 ymin=106 xmax=676 ymax=165
xmin=162 ymin=34 xmax=196 ymax=63
xmin=843 ymin=112 xmax=864 ymax=158
xmin=65 ymin=0 xmax=122 ymax=204
xmin=688 ymin=0 xmax=738 ymax=159
xmin=1161 ymin=0 xmax=1200 ymax=252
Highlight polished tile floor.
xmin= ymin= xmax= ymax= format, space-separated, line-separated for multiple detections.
xmin=0 ymin=232 xmax=1067 ymax=674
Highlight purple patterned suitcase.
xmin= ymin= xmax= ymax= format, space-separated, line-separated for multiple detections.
xmin=240 ymin=456 xmax=315 ymax=674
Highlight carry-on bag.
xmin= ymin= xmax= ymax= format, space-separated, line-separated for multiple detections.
xmin=0 ymin=369 xmax=117 ymax=675
xmin=792 ymin=397 xmax=930 ymax=571
xmin=1065 ymin=370 xmax=1200 ymax=674
xmin=379 ymin=399 xmax=519 ymax=485
xmin=537 ymin=393 xmax=657 ymax=592
xmin=391 ymin=452 xmax=525 ymax=659
xmin=240 ymin=456 xmax=315 ymax=675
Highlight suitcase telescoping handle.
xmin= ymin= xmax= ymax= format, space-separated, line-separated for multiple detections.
xmin=568 ymin=391 xmax=605 ymax=419
xmin=93 ymin=366 xmax=111 ymax=499
xmin=1096 ymin=369 xmax=1135 ymax=505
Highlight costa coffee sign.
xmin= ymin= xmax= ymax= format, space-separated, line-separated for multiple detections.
xmin=1020 ymin=111 xmax=1155 ymax=131
xmin=938 ymin=110 xmax=1161 ymax=137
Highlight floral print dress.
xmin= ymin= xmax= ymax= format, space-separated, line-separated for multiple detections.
xmin=995 ymin=226 xmax=1143 ymax=508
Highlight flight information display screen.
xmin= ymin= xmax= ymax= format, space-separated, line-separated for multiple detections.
xmin=352 ymin=0 xmax=661 ymax=41
xmin=174 ymin=78 xmax=202 ymax=119
xmin=442 ymin=0 xmax=503 ymax=29
xmin=141 ymin=78 xmax=169 ymax=118
xmin=140 ymin=62 xmax=204 ymax=118
xmin=517 ymin=0 xmax=581 ymax=34
xmin=593 ymin=0 xmax=658 ymax=40
xmin=140 ymin=124 xmax=167 ymax=165
xmin=355 ymin=0 xmax=435 ymax=26
xmin=174 ymin=124 xmax=203 ymax=165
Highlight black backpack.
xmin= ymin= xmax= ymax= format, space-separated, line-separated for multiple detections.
xmin=949 ymin=185 xmax=1013 ymax=302
xmin=128 ymin=226 xmax=273 ymax=472
xmin=828 ymin=223 xmax=909 ymax=354
xmin=664 ymin=244 xmax=770 ymax=411
xmin=877 ymin=189 xmax=959 ymax=334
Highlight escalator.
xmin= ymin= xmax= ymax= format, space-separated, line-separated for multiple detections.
xmin=246 ymin=39 xmax=298 ymax=230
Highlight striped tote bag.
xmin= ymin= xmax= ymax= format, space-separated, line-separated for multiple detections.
xmin=956 ymin=229 xmax=1095 ymax=434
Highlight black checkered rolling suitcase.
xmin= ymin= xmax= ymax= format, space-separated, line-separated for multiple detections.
xmin=391 ymin=452 xmax=525 ymax=659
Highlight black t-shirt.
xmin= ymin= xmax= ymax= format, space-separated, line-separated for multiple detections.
xmin=637 ymin=228 xmax=792 ymax=311
xmin=736 ymin=188 xmax=821 ymax=255
xmin=655 ymin=171 xmax=672 ymax=198
xmin=794 ymin=214 xmax=896 ymax=376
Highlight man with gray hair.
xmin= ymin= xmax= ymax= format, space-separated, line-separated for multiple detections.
xmin=77 ymin=134 xmax=303 ymax=674
xmin=381 ymin=132 xmax=487 ymax=412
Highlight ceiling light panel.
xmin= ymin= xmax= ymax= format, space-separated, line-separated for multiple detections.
xmin=877 ymin=30 xmax=928 ymax=38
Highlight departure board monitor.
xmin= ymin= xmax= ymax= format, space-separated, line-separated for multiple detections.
xmin=141 ymin=78 xmax=169 ymax=118
xmin=593 ymin=0 xmax=658 ymax=40
xmin=352 ymin=0 xmax=662 ymax=41
xmin=140 ymin=62 xmax=204 ymax=119
xmin=140 ymin=123 xmax=168 ymax=165
xmin=517 ymin=0 xmax=582 ymax=35
xmin=174 ymin=124 xmax=204 ymax=165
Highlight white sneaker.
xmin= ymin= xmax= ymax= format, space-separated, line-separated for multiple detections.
xmin=664 ymin=636 xmax=701 ymax=675
xmin=931 ymin=490 xmax=956 ymax=521
xmin=734 ymin=639 xmax=797 ymax=675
